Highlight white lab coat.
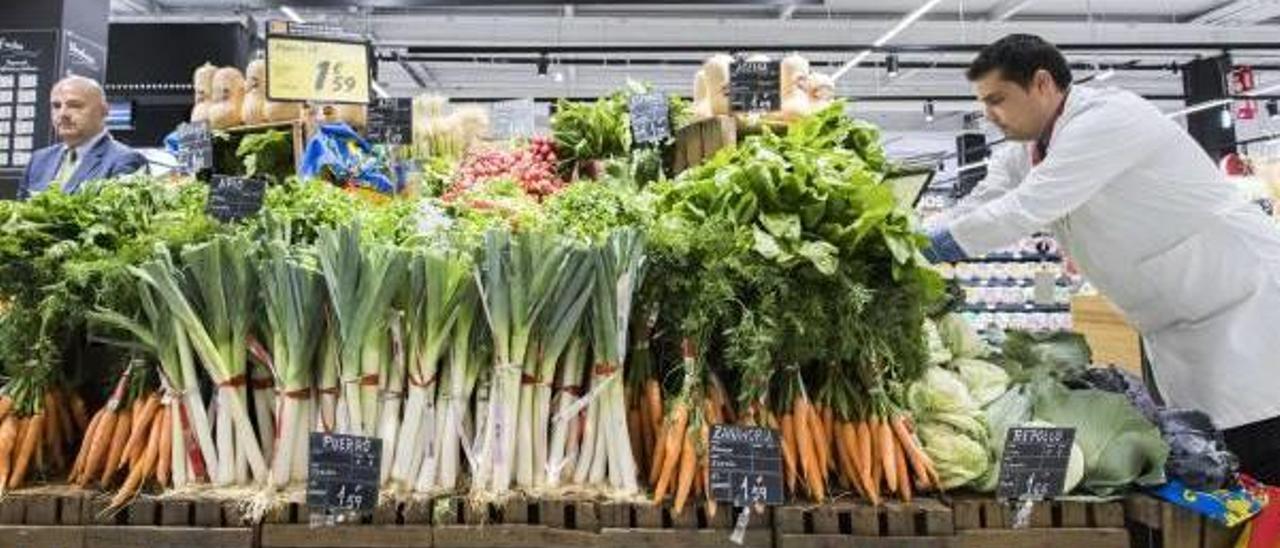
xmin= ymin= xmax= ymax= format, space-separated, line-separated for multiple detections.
xmin=945 ymin=85 xmax=1280 ymax=429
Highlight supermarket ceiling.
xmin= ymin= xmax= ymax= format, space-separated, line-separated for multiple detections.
xmin=107 ymin=0 xmax=1280 ymax=133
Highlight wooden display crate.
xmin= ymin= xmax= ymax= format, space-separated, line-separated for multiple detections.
xmin=430 ymin=494 xmax=599 ymax=548
xmin=217 ymin=120 xmax=308 ymax=175
xmin=1125 ymin=495 xmax=1239 ymax=548
xmin=774 ymin=499 xmax=953 ymax=548
xmin=949 ymin=496 xmax=1129 ymax=548
xmin=597 ymin=501 xmax=771 ymax=548
xmin=672 ymin=116 xmax=737 ymax=174
xmin=259 ymin=498 xmax=427 ymax=548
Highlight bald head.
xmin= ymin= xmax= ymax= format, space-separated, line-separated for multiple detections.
xmin=50 ymin=76 xmax=108 ymax=148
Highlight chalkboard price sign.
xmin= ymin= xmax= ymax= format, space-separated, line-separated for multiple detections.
xmin=629 ymin=92 xmax=671 ymax=145
xmin=709 ymin=425 xmax=785 ymax=506
xmin=997 ymin=426 xmax=1076 ymax=500
xmin=366 ymin=97 xmax=413 ymax=145
xmin=174 ymin=121 xmax=213 ymax=175
xmin=729 ymin=58 xmax=782 ymax=113
xmin=205 ymin=175 xmax=266 ymax=223
xmin=307 ymin=432 xmax=381 ymax=513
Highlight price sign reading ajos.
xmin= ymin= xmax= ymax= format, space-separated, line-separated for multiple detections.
xmin=266 ymin=35 xmax=370 ymax=104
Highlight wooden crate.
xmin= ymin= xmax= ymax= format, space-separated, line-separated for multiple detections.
xmin=1125 ymin=495 xmax=1240 ymax=548
xmin=431 ymin=495 xmax=599 ymax=548
xmin=218 ymin=120 xmax=308 ymax=175
xmin=597 ymin=501 xmax=772 ymax=548
xmin=672 ymin=116 xmax=737 ymax=174
xmin=774 ymin=499 xmax=953 ymax=548
xmin=951 ymin=497 xmax=1125 ymax=531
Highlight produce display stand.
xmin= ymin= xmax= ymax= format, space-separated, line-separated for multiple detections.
xmin=0 ymin=489 xmax=1234 ymax=548
xmin=671 ymin=115 xmax=790 ymax=173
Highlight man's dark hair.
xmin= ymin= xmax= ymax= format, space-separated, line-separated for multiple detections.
xmin=967 ymin=34 xmax=1073 ymax=90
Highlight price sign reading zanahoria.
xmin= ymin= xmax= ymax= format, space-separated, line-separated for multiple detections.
xmin=266 ymin=35 xmax=371 ymax=104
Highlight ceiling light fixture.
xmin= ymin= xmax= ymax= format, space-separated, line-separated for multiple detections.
xmin=886 ymin=54 xmax=900 ymax=78
xmin=279 ymin=5 xmax=305 ymax=24
xmin=1220 ymin=108 xmax=1233 ymax=129
xmin=1268 ymin=99 xmax=1280 ymax=119
xmin=1094 ymin=67 xmax=1115 ymax=82
xmin=1165 ymin=81 xmax=1280 ymax=119
xmin=371 ymin=81 xmax=389 ymax=99
xmin=832 ymin=0 xmax=944 ymax=81
xmin=924 ymin=99 xmax=935 ymax=123
xmin=537 ymin=54 xmax=549 ymax=78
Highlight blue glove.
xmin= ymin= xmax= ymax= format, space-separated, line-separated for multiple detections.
xmin=923 ymin=228 xmax=968 ymax=263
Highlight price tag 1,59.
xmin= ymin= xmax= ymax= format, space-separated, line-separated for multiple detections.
xmin=709 ymin=425 xmax=785 ymax=506
xmin=307 ymin=432 xmax=382 ymax=514
xmin=266 ymin=35 xmax=370 ymax=105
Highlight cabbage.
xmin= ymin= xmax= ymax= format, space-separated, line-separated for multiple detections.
xmin=1031 ymin=381 xmax=1169 ymax=495
xmin=973 ymin=387 xmax=1034 ymax=492
xmin=918 ymin=421 xmax=990 ymax=489
xmin=907 ymin=367 xmax=979 ymax=416
xmin=937 ymin=313 xmax=990 ymax=359
xmin=924 ymin=319 xmax=952 ymax=366
xmin=954 ymin=358 xmax=1011 ymax=407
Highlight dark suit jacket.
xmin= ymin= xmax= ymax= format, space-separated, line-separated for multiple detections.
xmin=18 ymin=133 xmax=148 ymax=200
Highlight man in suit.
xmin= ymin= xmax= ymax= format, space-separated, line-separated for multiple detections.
xmin=18 ymin=76 xmax=147 ymax=200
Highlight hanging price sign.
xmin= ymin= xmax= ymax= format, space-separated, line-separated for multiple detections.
xmin=266 ymin=35 xmax=370 ymax=105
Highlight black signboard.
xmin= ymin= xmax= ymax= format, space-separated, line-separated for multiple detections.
xmin=709 ymin=425 xmax=785 ymax=506
xmin=205 ymin=175 xmax=266 ymax=223
xmin=60 ymin=30 xmax=106 ymax=83
xmin=307 ymin=432 xmax=381 ymax=513
xmin=997 ymin=426 xmax=1076 ymax=500
xmin=174 ymin=121 xmax=213 ymax=176
xmin=729 ymin=58 xmax=781 ymax=113
xmin=629 ymin=92 xmax=671 ymax=145
xmin=0 ymin=30 xmax=58 ymax=173
xmin=366 ymin=97 xmax=413 ymax=145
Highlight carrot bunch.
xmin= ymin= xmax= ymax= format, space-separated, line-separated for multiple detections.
xmin=649 ymin=340 xmax=728 ymax=517
xmin=0 ymin=377 xmax=85 ymax=494
xmin=826 ymin=410 xmax=941 ymax=505
xmin=69 ymin=368 xmax=173 ymax=509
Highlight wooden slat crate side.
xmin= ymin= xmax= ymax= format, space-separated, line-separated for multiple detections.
xmin=159 ymin=499 xmax=192 ymax=526
xmin=127 ymin=498 xmax=159 ymax=526
xmin=883 ymin=502 xmax=917 ymax=536
xmin=1124 ymin=495 xmax=1162 ymax=529
xmin=951 ymin=500 xmax=982 ymax=531
xmin=0 ymin=496 xmax=23 ymax=525
xmin=598 ymin=527 xmax=772 ymax=548
xmin=1202 ymin=517 xmax=1241 ymax=548
xmin=978 ymin=500 xmax=1008 ymax=529
xmin=192 ymin=498 xmax=224 ymax=527
xmin=1057 ymin=501 xmax=1088 ymax=528
xmin=953 ymin=528 xmax=1128 ymax=548
xmin=913 ymin=499 xmax=955 ymax=535
xmin=435 ymin=524 xmax=596 ymax=548
xmin=1161 ymin=502 xmax=1204 ymax=548
xmin=0 ymin=525 xmax=86 ymax=548
xmin=1090 ymin=502 xmax=1126 ymax=529
xmin=59 ymin=494 xmax=84 ymax=526
xmin=261 ymin=524 xmax=433 ymax=548
xmin=82 ymin=525 xmax=253 ymax=548
xmin=23 ymin=495 xmax=58 ymax=526
xmin=777 ymin=534 xmax=953 ymax=548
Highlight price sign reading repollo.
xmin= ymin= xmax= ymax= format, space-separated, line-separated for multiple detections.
xmin=266 ymin=35 xmax=370 ymax=104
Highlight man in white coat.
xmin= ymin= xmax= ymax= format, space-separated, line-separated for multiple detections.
xmin=926 ymin=34 xmax=1280 ymax=483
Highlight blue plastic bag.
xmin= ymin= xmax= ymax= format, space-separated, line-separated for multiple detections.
xmin=300 ymin=123 xmax=397 ymax=194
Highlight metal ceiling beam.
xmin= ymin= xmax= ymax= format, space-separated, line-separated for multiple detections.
xmin=1190 ymin=0 xmax=1280 ymax=25
xmin=396 ymin=42 xmax=1280 ymax=54
xmin=986 ymin=0 xmax=1037 ymax=21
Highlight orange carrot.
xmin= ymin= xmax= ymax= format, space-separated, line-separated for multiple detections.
xmin=793 ymin=397 xmax=823 ymax=501
xmin=0 ymin=396 xmax=12 ymax=424
xmin=649 ymin=420 xmax=669 ymax=487
xmin=156 ymin=408 xmax=172 ymax=487
xmin=43 ymin=393 xmax=65 ymax=471
xmin=895 ymin=437 xmax=912 ymax=502
xmin=805 ymin=403 xmax=829 ymax=482
xmin=879 ymin=418 xmax=898 ymax=495
xmin=890 ymin=416 xmax=935 ymax=491
xmin=779 ymin=413 xmax=798 ymax=495
xmin=81 ymin=409 xmax=117 ymax=486
xmin=638 ymin=390 xmax=655 ymax=475
xmin=644 ymin=379 xmax=662 ymax=440
xmin=628 ymin=406 xmax=643 ymax=469
xmin=71 ymin=409 xmax=104 ymax=484
xmin=110 ymin=408 xmax=163 ymax=510
xmin=832 ymin=421 xmax=859 ymax=495
xmin=0 ymin=416 xmax=17 ymax=492
xmin=672 ymin=431 xmax=697 ymax=514
xmin=100 ymin=407 xmax=132 ymax=487
xmin=124 ymin=395 xmax=161 ymax=469
xmin=9 ymin=414 xmax=43 ymax=489
xmin=53 ymin=390 xmax=75 ymax=448
xmin=653 ymin=402 xmax=688 ymax=503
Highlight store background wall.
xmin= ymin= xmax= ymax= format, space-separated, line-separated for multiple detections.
xmin=105 ymin=22 xmax=253 ymax=146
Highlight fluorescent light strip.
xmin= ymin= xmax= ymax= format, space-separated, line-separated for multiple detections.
xmin=995 ymin=0 xmax=1039 ymax=21
xmin=371 ymin=82 xmax=390 ymax=99
xmin=280 ymin=5 xmax=305 ymax=24
xmin=832 ymin=0 xmax=944 ymax=82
